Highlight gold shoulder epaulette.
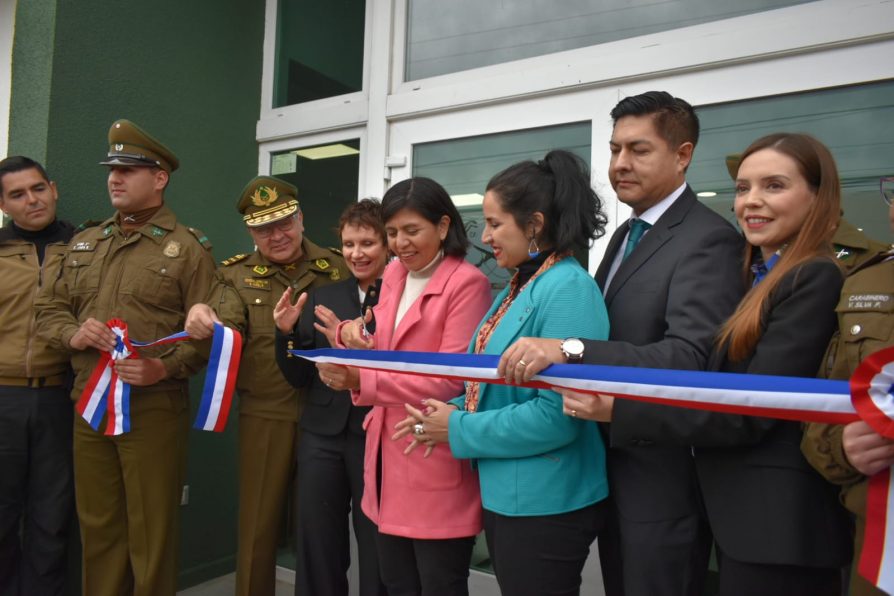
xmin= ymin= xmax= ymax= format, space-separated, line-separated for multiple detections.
xmin=221 ymin=253 xmax=250 ymax=266
xmin=186 ymin=227 xmax=213 ymax=251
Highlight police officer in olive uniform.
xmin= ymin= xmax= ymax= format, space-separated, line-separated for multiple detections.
xmin=801 ymin=177 xmax=894 ymax=596
xmin=0 ymin=156 xmax=75 ymax=596
xmin=185 ymin=175 xmax=349 ymax=596
xmin=35 ymin=120 xmax=217 ymax=596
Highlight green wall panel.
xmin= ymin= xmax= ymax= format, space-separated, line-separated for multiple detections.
xmin=9 ymin=0 xmax=266 ymax=590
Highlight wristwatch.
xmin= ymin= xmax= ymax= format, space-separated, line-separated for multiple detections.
xmin=561 ymin=338 xmax=585 ymax=363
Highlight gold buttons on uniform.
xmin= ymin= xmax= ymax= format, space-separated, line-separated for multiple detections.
xmin=255 ymin=298 xmax=262 ymax=304
xmin=851 ymin=324 xmax=862 ymax=336
xmin=160 ymin=268 xmax=167 ymax=274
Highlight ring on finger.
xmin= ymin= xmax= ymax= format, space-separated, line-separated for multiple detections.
xmin=516 ymin=359 xmax=527 ymax=368
xmin=413 ymin=423 xmax=425 ymax=436
xmin=571 ymin=409 xmax=578 ymax=418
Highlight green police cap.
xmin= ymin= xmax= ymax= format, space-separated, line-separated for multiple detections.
xmin=237 ymin=176 xmax=300 ymax=227
xmin=99 ymin=119 xmax=179 ymax=173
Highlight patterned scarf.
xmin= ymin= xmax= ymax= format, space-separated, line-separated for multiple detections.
xmin=464 ymin=252 xmax=566 ymax=412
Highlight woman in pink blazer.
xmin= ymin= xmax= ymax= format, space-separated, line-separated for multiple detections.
xmin=319 ymin=177 xmax=492 ymax=596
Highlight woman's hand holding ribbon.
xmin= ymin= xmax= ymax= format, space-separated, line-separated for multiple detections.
xmin=316 ymin=362 xmax=360 ymax=391
xmin=559 ymin=388 xmax=615 ymax=422
xmin=273 ymin=288 xmax=308 ymax=334
xmin=499 ymin=337 xmax=564 ymax=384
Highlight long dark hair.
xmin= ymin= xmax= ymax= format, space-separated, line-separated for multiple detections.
xmin=485 ymin=149 xmax=607 ymax=253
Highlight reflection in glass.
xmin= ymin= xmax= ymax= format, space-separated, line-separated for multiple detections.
xmin=274 ymin=0 xmax=365 ymax=107
xmin=406 ymin=0 xmax=813 ymax=81
xmin=413 ymin=122 xmax=591 ymax=295
xmin=269 ymin=139 xmax=361 ymax=250
xmin=689 ymin=79 xmax=894 ymax=241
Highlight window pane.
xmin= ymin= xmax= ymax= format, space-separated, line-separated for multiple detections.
xmin=413 ymin=122 xmax=591 ymax=294
xmin=406 ymin=0 xmax=813 ymax=81
xmin=269 ymin=139 xmax=361 ymax=250
xmin=275 ymin=0 xmax=365 ymax=107
xmin=688 ymin=80 xmax=894 ymax=242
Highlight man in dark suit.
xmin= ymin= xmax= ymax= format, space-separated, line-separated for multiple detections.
xmin=500 ymin=91 xmax=744 ymax=596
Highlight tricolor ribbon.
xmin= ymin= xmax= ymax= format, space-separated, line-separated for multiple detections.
xmin=77 ymin=319 xmax=242 ymax=436
xmin=291 ymin=346 xmax=894 ymax=594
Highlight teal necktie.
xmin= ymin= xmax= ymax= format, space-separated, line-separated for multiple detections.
xmin=623 ymin=219 xmax=652 ymax=260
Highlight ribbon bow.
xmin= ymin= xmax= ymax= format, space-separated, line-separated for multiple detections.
xmin=78 ymin=318 xmax=242 ymax=435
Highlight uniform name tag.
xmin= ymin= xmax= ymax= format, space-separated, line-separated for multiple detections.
xmin=848 ymin=294 xmax=893 ymax=310
xmin=243 ymin=278 xmax=270 ymax=290
xmin=71 ymin=241 xmax=94 ymax=251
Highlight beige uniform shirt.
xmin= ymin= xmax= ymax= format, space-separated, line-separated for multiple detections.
xmin=215 ymin=238 xmax=350 ymax=421
xmin=35 ymin=205 xmax=217 ymax=398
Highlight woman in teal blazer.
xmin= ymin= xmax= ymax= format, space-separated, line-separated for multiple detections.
xmin=401 ymin=150 xmax=611 ymax=596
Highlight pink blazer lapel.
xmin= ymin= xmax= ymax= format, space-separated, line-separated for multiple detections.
xmin=391 ymin=256 xmax=463 ymax=348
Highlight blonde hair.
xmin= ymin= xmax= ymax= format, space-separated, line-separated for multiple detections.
xmin=717 ymin=133 xmax=840 ymax=361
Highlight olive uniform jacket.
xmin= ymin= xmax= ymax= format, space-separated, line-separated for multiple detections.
xmin=802 ymin=250 xmax=894 ymax=520
xmin=214 ymin=238 xmax=349 ymax=421
xmin=0 ymin=221 xmax=75 ymax=380
xmin=832 ymin=218 xmax=890 ymax=276
xmin=35 ymin=205 xmax=217 ymax=398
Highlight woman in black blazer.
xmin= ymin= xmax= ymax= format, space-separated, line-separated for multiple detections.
xmin=565 ymin=133 xmax=852 ymax=595
xmin=273 ymin=199 xmax=388 ymax=596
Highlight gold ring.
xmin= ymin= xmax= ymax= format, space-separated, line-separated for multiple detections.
xmin=517 ymin=360 xmax=527 ymax=368
xmin=571 ymin=409 xmax=578 ymax=418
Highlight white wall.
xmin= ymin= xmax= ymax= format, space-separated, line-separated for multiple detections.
xmin=0 ymin=0 xmax=17 ymax=156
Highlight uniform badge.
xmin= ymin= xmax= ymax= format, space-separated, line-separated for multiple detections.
xmin=253 ymin=265 xmax=269 ymax=275
xmin=315 ymin=258 xmax=330 ymax=270
xmin=250 ymin=186 xmax=279 ymax=207
xmin=151 ymin=226 xmax=166 ymax=238
xmin=163 ymin=240 xmax=181 ymax=258
xmin=329 ymin=269 xmax=341 ymax=281
xmin=103 ymin=226 xmax=112 ymax=236
xmin=115 ymin=143 xmax=124 ymax=151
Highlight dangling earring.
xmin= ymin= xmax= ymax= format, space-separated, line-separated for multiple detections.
xmin=527 ymin=236 xmax=541 ymax=259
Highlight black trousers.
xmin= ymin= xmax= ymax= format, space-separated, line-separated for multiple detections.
xmin=375 ymin=532 xmax=475 ymax=596
xmin=0 ymin=386 xmax=73 ymax=596
xmin=293 ymin=428 xmax=384 ymax=596
xmin=715 ymin=547 xmax=842 ymax=596
xmin=604 ymin=507 xmax=712 ymax=596
xmin=483 ymin=500 xmax=607 ymax=596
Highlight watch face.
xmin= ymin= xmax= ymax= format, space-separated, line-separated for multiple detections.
xmin=563 ymin=338 xmax=584 ymax=357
